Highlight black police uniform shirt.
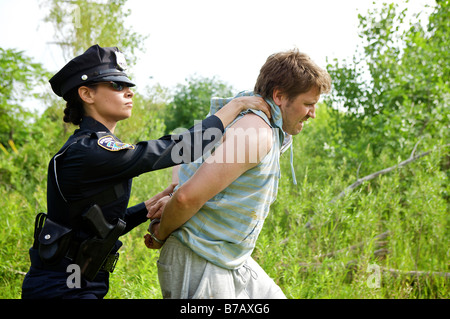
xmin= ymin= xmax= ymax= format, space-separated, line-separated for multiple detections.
xmin=46 ymin=115 xmax=224 ymax=250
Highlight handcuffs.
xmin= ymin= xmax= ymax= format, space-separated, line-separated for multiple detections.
xmin=148 ymin=218 xmax=165 ymax=245
xmin=147 ymin=192 xmax=173 ymax=245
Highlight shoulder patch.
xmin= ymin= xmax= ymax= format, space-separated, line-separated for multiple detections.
xmin=97 ymin=135 xmax=135 ymax=152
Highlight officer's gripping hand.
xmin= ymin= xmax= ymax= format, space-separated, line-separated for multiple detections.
xmin=145 ymin=182 xmax=177 ymax=219
xmin=146 ymin=195 xmax=171 ymax=220
xmin=233 ymin=96 xmax=271 ymax=119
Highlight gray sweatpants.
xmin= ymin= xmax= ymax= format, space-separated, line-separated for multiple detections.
xmin=157 ymin=236 xmax=286 ymax=299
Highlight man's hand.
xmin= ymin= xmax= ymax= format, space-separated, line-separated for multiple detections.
xmin=144 ymin=221 xmax=164 ymax=249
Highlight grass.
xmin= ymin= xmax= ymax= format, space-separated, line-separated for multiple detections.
xmin=255 ymin=143 xmax=449 ymax=299
xmin=103 ymin=143 xmax=448 ymax=299
xmin=0 ymin=109 xmax=448 ymax=299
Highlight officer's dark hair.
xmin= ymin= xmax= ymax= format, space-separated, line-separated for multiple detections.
xmin=63 ymin=84 xmax=96 ymax=125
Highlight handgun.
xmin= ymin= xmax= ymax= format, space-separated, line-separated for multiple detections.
xmin=83 ymin=204 xmax=115 ymax=239
xmin=76 ymin=204 xmax=126 ymax=281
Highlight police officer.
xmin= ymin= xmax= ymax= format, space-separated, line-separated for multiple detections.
xmin=21 ymin=44 xmax=270 ymax=299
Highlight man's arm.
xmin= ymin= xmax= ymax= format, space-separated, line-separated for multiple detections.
xmin=152 ymin=113 xmax=273 ymax=244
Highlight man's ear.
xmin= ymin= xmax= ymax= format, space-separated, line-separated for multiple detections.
xmin=78 ymin=86 xmax=95 ymax=104
xmin=272 ymin=88 xmax=285 ymax=107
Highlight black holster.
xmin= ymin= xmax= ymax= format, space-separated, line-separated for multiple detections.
xmin=74 ymin=205 xmax=126 ymax=281
xmin=33 ymin=205 xmax=125 ymax=282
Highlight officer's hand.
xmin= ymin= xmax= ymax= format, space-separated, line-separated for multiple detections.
xmin=146 ymin=195 xmax=171 ymax=220
xmin=145 ymin=182 xmax=177 ymax=218
xmin=233 ymin=96 xmax=271 ymax=119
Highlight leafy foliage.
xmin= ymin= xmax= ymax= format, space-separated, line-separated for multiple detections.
xmin=0 ymin=48 xmax=50 ymax=147
xmin=325 ymin=0 xmax=449 ymax=166
xmin=42 ymin=0 xmax=147 ymax=62
xmin=163 ymin=75 xmax=234 ymax=133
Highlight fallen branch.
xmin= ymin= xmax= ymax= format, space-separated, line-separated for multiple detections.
xmin=292 ymin=261 xmax=450 ymax=281
xmin=7 ymin=268 xmax=26 ymax=276
xmin=314 ymin=231 xmax=390 ymax=261
xmin=330 ymin=143 xmax=450 ymax=203
xmin=380 ymin=267 xmax=450 ymax=280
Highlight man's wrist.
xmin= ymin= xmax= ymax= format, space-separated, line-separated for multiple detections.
xmin=148 ymin=219 xmax=166 ymax=245
xmin=156 ymin=225 xmax=169 ymax=242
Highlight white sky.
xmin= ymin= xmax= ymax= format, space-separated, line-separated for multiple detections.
xmin=0 ymin=0 xmax=435 ymax=98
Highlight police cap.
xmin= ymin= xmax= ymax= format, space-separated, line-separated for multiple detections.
xmin=49 ymin=44 xmax=135 ymax=99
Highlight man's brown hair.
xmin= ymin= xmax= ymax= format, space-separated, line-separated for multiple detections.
xmin=254 ymin=49 xmax=331 ymax=101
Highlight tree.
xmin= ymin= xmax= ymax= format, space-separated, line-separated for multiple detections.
xmin=163 ymin=75 xmax=234 ymax=133
xmin=0 ymin=48 xmax=49 ymax=147
xmin=40 ymin=0 xmax=157 ymax=138
xmin=42 ymin=0 xmax=147 ymax=62
xmin=324 ymin=0 xmax=449 ymax=162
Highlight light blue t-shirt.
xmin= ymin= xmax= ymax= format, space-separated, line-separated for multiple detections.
xmin=172 ymin=91 xmax=285 ymax=269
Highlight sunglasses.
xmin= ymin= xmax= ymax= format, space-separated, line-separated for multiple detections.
xmin=90 ymin=81 xmax=131 ymax=91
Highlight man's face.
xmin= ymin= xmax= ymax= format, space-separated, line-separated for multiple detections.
xmin=275 ymin=86 xmax=320 ymax=135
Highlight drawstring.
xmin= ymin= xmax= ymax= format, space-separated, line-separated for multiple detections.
xmin=243 ymin=264 xmax=258 ymax=280
xmin=280 ymin=133 xmax=297 ymax=185
xmin=289 ymin=142 xmax=297 ymax=185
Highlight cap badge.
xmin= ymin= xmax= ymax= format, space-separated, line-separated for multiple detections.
xmin=81 ymin=74 xmax=88 ymax=81
xmin=115 ymin=51 xmax=128 ymax=71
